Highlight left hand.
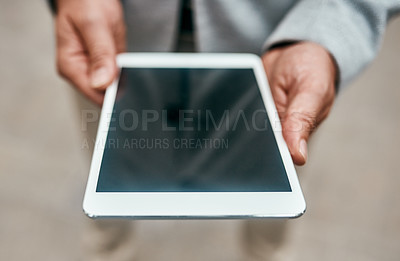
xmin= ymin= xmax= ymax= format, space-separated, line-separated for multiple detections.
xmin=262 ymin=42 xmax=337 ymax=165
xmin=55 ymin=0 xmax=126 ymax=105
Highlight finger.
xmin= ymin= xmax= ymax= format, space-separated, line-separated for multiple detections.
xmin=57 ymin=53 xmax=104 ymax=105
xmin=113 ymin=18 xmax=126 ymax=54
xmin=281 ymin=88 xmax=331 ymax=165
xmin=56 ymin=17 xmax=104 ymax=105
xmin=262 ymin=54 xmax=289 ymax=119
xmin=78 ymin=19 xmax=117 ymax=90
xmin=270 ymin=83 xmax=288 ymax=119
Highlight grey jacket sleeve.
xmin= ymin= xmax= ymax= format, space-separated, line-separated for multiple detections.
xmin=47 ymin=0 xmax=56 ymax=14
xmin=264 ymin=0 xmax=400 ymax=88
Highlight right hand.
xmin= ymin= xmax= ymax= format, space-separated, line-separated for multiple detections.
xmin=56 ymin=0 xmax=126 ymax=105
xmin=262 ymin=42 xmax=336 ymax=165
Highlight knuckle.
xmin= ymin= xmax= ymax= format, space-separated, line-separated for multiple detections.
xmin=80 ymin=12 xmax=103 ymax=27
xmin=90 ymin=47 xmax=113 ymax=66
xmin=295 ymin=111 xmax=318 ymax=132
xmin=283 ymin=111 xmax=317 ymax=133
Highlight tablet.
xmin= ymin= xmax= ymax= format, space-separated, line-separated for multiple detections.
xmin=83 ymin=53 xmax=306 ymax=219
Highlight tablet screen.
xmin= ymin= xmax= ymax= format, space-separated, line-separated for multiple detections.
xmin=96 ymin=68 xmax=291 ymax=192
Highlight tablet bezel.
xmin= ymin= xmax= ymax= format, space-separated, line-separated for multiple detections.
xmin=83 ymin=53 xmax=306 ymax=219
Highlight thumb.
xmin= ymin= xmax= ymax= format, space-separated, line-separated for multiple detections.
xmin=79 ymin=21 xmax=117 ymax=90
xmin=281 ymin=91 xmax=326 ymax=165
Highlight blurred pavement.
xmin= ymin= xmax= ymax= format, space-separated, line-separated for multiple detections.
xmin=0 ymin=1 xmax=399 ymax=260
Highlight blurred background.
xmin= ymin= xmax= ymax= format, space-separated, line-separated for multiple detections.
xmin=1 ymin=1 xmax=399 ymax=260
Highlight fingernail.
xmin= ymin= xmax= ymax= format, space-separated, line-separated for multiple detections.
xmin=299 ymin=139 xmax=308 ymax=162
xmin=91 ymin=67 xmax=109 ymax=88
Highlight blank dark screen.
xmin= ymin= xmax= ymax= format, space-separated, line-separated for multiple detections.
xmin=96 ymin=68 xmax=291 ymax=192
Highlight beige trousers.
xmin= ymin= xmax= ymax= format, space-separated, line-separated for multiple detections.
xmin=74 ymin=91 xmax=289 ymax=261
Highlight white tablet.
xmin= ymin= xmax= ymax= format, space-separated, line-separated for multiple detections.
xmin=83 ymin=53 xmax=306 ymax=219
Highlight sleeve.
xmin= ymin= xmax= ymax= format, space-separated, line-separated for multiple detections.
xmin=47 ymin=0 xmax=56 ymax=14
xmin=263 ymin=0 xmax=400 ymax=89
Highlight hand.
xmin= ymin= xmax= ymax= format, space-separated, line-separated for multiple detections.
xmin=262 ymin=42 xmax=336 ymax=165
xmin=55 ymin=0 xmax=125 ymax=105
